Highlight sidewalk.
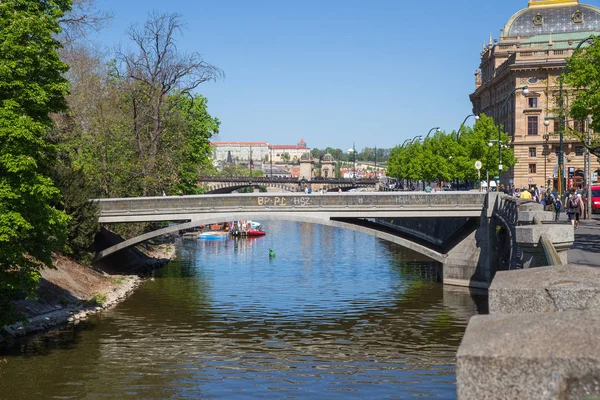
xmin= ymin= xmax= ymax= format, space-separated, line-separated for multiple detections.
xmin=567 ymin=214 xmax=600 ymax=267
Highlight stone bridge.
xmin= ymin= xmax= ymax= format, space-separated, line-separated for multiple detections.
xmin=198 ymin=177 xmax=378 ymax=194
xmin=93 ymin=192 xmax=497 ymax=288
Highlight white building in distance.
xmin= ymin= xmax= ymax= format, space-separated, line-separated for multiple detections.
xmin=211 ymin=139 xmax=310 ymax=164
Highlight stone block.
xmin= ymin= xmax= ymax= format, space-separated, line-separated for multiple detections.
xmin=515 ymin=224 xmax=574 ymax=248
xmin=518 ymin=210 xmax=556 ymax=223
xmin=457 ymin=311 xmax=600 ymax=400
xmin=489 ymin=265 xmax=600 ymax=314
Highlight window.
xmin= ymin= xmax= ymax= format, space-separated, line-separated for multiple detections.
xmin=573 ymin=120 xmax=585 ymax=132
xmin=529 ymin=164 xmax=537 ymax=174
xmin=554 ymin=120 xmax=560 ymax=133
xmin=575 ymin=146 xmax=585 ymax=156
xmin=528 ymin=97 xmax=538 ymax=108
xmin=554 ymin=146 xmax=561 ymax=156
xmin=529 ymin=147 xmax=537 ymax=157
xmin=528 ymin=116 xmax=539 ymax=135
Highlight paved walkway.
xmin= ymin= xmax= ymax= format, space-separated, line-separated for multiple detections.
xmin=568 ymin=214 xmax=600 ymax=267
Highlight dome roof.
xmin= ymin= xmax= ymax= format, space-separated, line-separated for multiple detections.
xmin=504 ymin=2 xmax=600 ymax=37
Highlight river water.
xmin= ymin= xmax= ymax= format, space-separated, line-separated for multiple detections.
xmin=0 ymin=221 xmax=486 ymax=399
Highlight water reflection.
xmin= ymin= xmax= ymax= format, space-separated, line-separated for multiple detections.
xmin=0 ymin=221 xmax=485 ymax=400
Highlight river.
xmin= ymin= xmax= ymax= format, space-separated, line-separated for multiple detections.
xmin=0 ymin=221 xmax=486 ymax=399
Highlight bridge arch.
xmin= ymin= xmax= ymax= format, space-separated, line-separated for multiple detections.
xmin=93 ymin=212 xmax=445 ymax=264
xmin=204 ymin=182 xmax=299 ymax=194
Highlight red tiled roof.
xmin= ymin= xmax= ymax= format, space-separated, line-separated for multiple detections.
xmin=269 ymin=145 xmax=309 ymax=150
xmin=211 ymin=142 xmax=269 ymax=146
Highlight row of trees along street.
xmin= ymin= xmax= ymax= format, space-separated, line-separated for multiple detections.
xmin=386 ymin=115 xmax=516 ymax=186
xmin=0 ymin=0 xmax=222 ymax=324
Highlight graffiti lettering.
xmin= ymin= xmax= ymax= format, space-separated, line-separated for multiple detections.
xmin=258 ymin=196 xmax=312 ymax=207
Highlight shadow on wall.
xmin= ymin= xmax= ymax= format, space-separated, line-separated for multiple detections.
xmin=93 ymin=228 xmax=168 ymax=275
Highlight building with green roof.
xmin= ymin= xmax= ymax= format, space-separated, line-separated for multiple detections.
xmin=470 ymin=0 xmax=600 ymax=190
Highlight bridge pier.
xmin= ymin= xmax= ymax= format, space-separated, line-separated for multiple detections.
xmin=442 ymin=194 xmax=496 ymax=289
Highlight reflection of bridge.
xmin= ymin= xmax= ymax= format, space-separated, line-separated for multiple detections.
xmin=198 ymin=176 xmax=378 ymax=193
xmin=93 ymin=192 xmax=497 ymax=288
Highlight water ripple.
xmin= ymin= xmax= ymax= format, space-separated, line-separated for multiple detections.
xmin=0 ymin=221 xmax=485 ymax=400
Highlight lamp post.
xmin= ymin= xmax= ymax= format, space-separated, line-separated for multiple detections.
xmin=558 ymin=35 xmax=599 ymax=196
xmin=495 ymin=85 xmax=529 ymax=187
xmin=401 ymin=139 xmax=411 ymax=148
xmin=374 ymin=146 xmax=377 ymax=178
xmin=456 ymin=114 xmax=480 ymax=140
xmin=543 ymin=120 xmax=551 ymax=187
xmin=270 ymin=145 xmax=274 ymax=179
xmin=426 ymin=127 xmax=440 ymax=140
xmin=586 ymin=117 xmax=592 ymax=219
xmin=411 ymin=135 xmax=423 ymax=144
xmin=249 ymin=145 xmax=253 ymax=178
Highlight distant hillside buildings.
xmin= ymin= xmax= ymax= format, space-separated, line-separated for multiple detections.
xmin=211 ymin=139 xmax=310 ymax=165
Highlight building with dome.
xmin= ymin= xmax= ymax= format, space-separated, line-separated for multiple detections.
xmin=470 ymin=0 xmax=600 ymax=190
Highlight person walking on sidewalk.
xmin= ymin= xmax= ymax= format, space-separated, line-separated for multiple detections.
xmin=566 ymin=187 xmax=583 ymax=229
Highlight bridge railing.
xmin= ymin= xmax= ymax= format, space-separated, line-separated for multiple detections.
xmin=94 ymin=192 xmax=488 ymax=218
xmin=198 ymin=176 xmax=378 ymax=184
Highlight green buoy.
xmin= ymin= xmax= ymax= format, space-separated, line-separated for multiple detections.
xmin=269 ymin=249 xmax=275 ymax=258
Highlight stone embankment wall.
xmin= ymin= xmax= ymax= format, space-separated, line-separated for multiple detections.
xmin=1 ymin=230 xmax=177 ymax=343
xmin=455 ymin=198 xmax=600 ymax=400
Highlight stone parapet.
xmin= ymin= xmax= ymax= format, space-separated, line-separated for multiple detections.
xmin=489 ymin=265 xmax=600 ymax=314
xmin=515 ymin=224 xmax=574 ymax=267
xmin=457 ymin=310 xmax=600 ymax=400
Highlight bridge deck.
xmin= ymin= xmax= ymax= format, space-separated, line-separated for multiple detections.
xmin=94 ymin=192 xmax=487 ymax=223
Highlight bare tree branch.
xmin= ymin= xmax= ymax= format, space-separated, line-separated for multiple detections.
xmin=58 ymin=0 xmax=112 ymax=47
xmin=115 ymin=11 xmax=223 ymax=194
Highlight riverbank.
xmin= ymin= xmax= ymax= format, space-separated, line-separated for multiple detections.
xmin=1 ymin=243 xmax=177 ymax=343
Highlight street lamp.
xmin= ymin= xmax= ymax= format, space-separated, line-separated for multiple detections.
xmin=494 ymin=85 xmax=529 ymax=187
xmin=558 ymin=34 xmax=599 ymax=196
xmin=249 ymin=145 xmax=253 ymax=178
xmin=426 ymin=127 xmax=440 ymax=140
xmin=374 ymin=146 xmax=377 ymax=178
xmin=456 ymin=114 xmax=480 ymax=140
xmin=401 ymin=139 xmax=411 ymax=148
xmin=543 ymin=120 xmax=551 ymax=187
xmin=411 ymin=135 xmax=423 ymax=144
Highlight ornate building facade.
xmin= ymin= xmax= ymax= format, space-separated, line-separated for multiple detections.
xmin=470 ymin=0 xmax=600 ymax=189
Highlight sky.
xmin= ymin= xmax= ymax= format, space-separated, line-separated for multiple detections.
xmin=91 ymin=0 xmax=600 ymax=151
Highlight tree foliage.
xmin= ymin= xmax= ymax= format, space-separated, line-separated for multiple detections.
xmin=115 ymin=12 xmax=223 ymax=195
xmin=563 ymin=36 xmax=600 ymax=155
xmin=0 ymin=0 xmax=72 ymax=323
xmin=386 ymin=115 xmax=516 ymax=185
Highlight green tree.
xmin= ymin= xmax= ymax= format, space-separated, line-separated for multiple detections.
xmin=563 ymin=37 xmax=600 ymax=154
xmin=169 ymin=94 xmax=220 ymax=194
xmin=116 ymin=12 xmax=222 ymax=196
xmin=0 ymin=0 xmax=72 ymax=323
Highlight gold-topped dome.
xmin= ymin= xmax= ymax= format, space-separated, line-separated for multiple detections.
xmin=504 ymin=0 xmax=600 ymax=37
xmin=528 ymin=0 xmax=579 ymax=8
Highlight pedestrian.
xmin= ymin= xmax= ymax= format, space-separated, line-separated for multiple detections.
xmin=554 ymin=196 xmax=562 ymax=221
xmin=162 ymin=190 xmax=166 ymax=197
xmin=520 ymin=187 xmax=532 ymax=200
xmin=566 ymin=187 xmax=583 ymax=229
xmin=179 ymin=189 xmax=183 ymax=196
xmin=338 ymin=187 xmax=342 ymax=193
xmin=543 ymin=188 xmax=555 ymax=212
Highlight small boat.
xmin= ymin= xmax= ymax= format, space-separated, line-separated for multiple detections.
xmin=246 ymin=229 xmax=266 ymax=237
xmin=182 ymin=232 xmax=200 ymax=240
xmin=199 ymin=231 xmax=229 ymax=240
